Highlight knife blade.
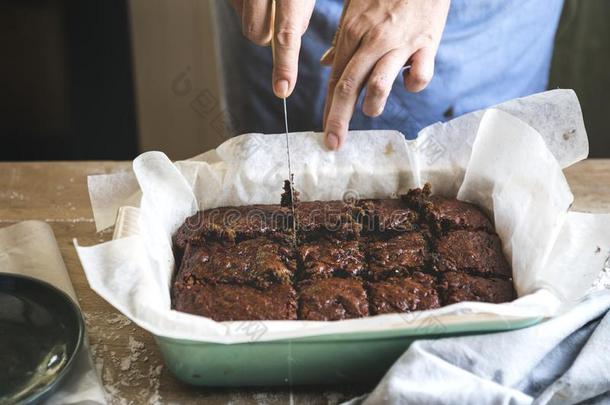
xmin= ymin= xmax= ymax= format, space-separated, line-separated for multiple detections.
xmin=271 ymin=0 xmax=297 ymax=243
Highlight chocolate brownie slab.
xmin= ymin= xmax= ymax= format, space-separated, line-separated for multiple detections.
xmin=172 ymin=282 xmax=297 ymax=321
xmin=439 ymin=271 xmax=516 ymax=304
xmin=298 ymin=278 xmax=369 ymax=321
xmin=368 ymin=272 xmax=441 ymax=315
xmin=434 ymin=230 xmax=511 ymax=278
xmin=298 ymin=237 xmax=365 ymax=280
xmin=367 ymin=232 xmax=429 ymax=280
xmin=178 ymin=238 xmax=296 ymax=288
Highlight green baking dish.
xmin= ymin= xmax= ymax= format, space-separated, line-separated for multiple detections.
xmin=109 ymin=207 xmax=544 ymax=386
xmin=154 ymin=314 xmax=542 ymax=386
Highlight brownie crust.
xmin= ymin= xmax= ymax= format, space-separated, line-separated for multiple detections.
xmin=424 ymin=196 xmax=493 ymax=233
xmin=177 ymin=238 xmax=296 ymax=288
xmin=367 ymin=232 xmax=429 ymax=280
xmin=356 ymin=198 xmax=418 ymax=233
xmin=439 ymin=271 xmax=516 ymax=305
xmin=298 ymin=237 xmax=365 ymax=280
xmin=297 ymin=278 xmax=369 ymax=321
xmin=296 ymin=200 xmax=360 ymax=240
xmin=403 ymin=185 xmax=493 ymax=234
xmin=173 ymin=204 xmax=293 ymax=246
xmin=172 ymin=282 xmax=297 ymax=321
xmin=368 ymin=272 xmax=441 ymax=315
xmin=434 ymin=230 xmax=511 ymax=278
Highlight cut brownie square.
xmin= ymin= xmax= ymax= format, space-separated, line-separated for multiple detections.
xmin=296 ymin=200 xmax=361 ymax=241
xmin=367 ymin=232 xmax=429 ymax=280
xmin=173 ymin=204 xmax=293 ymax=248
xmin=402 ymin=184 xmax=493 ymax=233
xmin=171 ymin=282 xmax=297 ymax=321
xmin=439 ymin=271 xmax=516 ymax=304
xmin=298 ymin=237 xmax=365 ymax=280
xmin=178 ymin=238 xmax=296 ymax=288
xmin=356 ymin=198 xmax=418 ymax=233
xmin=424 ymin=196 xmax=493 ymax=233
xmin=367 ymin=272 xmax=441 ymax=315
xmin=434 ymin=230 xmax=511 ymax=278
xmin=298 ymin=278 xmax=369 ymax=321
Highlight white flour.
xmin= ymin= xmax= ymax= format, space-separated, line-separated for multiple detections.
xmin=84 ymin=311 xmax=163 ymax=404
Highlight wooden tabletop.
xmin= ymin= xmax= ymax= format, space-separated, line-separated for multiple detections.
xmin=1 ymin=159 xmax=609 ymax=404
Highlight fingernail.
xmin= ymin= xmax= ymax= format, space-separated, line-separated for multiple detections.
xmin=325 ymin=133 xmax=339 ymax=150
xmin=275 ymin=80 xmax=289 ymax=98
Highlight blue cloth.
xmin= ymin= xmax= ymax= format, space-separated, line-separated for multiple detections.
xmin=215 ymin=0 xmax=564 ymax=139
xmin=344 ymin=291 xmax=610 ymax=405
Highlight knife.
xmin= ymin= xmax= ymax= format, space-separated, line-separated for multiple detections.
xmin=271 ymin=0 xmax=297 ymax=243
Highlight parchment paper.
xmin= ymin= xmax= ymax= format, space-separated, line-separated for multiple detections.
xmin=76 ymin=89 xmax=610 ymax=344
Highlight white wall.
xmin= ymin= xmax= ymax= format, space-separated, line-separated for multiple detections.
xmin=129 ymin=0 xmax=227 ymax=160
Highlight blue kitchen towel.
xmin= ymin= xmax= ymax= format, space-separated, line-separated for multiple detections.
xmin=346 ymin=290 xmax=610 ymax=405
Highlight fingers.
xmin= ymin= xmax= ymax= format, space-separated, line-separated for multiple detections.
xmin=322 ymin=15 xmax=366 ymax=129
xmin=362 ymin=49 xmax=408 ymax=117
xmin=241 ymin=0 xmax=272 ymax=45
xmin=324 ymin=46 xmax=382 ymax=150
xmin=403 ymin=46 xmax=435 ymax=93
xmin=272 ymin=0 xmax=314 ymax=98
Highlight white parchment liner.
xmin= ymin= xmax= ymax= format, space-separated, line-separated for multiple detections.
xmin=76 ymin=89 xmax=610 ymax=344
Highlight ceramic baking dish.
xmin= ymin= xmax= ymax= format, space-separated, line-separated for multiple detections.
xmin=113 ymin=206 xmax=542 ymax=386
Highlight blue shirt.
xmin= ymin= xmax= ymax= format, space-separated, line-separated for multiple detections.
xmin=215 ymin=0 xmax=564 ymax=139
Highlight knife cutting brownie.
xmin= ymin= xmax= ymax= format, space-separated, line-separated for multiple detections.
xmin=171 ymin=183 xmax=516 ymax=321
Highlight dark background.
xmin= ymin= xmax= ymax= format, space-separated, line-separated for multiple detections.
xmin=0 ymin=0 xmax=608 ymax=160
xmin=0 ymin=0 xmax=138 ymax=160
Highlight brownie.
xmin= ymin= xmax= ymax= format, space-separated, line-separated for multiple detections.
xmin=368 ymin=272 xmax=441 ymax=314
xmin=439 ymin=271 xmax=516 ymax=305
xmin=367 ymin=232 xmax=429 ymax=280
xmin=171 ymin=183 xmax=516 ymax=322
xmin=298 ymin=237 xmax=365 ymax=280
xmin=356 ymin=198 xmax=418 ymax=233
xmin=296 ymin=200 xmax=360 ymax=240
xmin=424 ymin=196 xmax=493 ymax=233
xmin=177 ymin=238 xmax=296 ymax=288
xmin=172 ymin=282 xmax=297 ymax=321
xmin=403 ymin=184 xmax=493 ymax=234
xmin=173 ymin=204 xmax=293 ymax=248
xmin=280 ymin=178 xmax=300 ymax=208
xmin=434 ymin=230 xmax=511 ymax=278
xmin=298 ymin=278 xmax=369 ymax=321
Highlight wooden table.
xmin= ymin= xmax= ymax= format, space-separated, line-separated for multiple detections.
xmin=1 ymin=160 xmax=609 ymax=404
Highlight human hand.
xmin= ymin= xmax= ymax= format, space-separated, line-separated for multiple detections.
xmin=320 ymin=0 xmax=450 ymax=150
xmin=229 ymin=0 xmax=315 ymax=98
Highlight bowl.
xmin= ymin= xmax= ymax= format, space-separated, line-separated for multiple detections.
xmin=0 ymin=273 xmax=84 ymax=404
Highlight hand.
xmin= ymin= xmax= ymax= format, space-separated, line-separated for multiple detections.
xmin=321 ymin=0 xmax=450 ymax=150
xmin=230 ymin=0 xmax=315 ymax=98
